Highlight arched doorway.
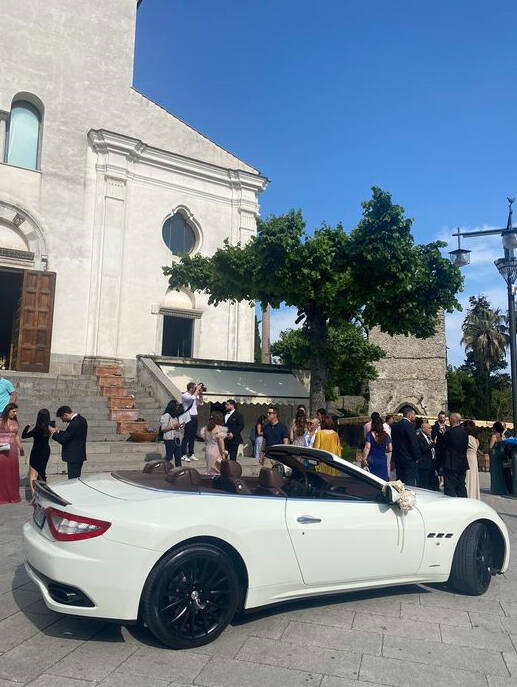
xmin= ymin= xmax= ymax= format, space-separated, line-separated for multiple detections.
xmin=0 ymin=199 xmax=54 ymax=371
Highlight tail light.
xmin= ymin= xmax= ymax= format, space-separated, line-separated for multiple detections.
xmin=46 ymin=507 xmax=111 ymax=542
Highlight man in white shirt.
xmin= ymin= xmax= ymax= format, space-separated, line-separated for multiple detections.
xmin=181 ymin=382 xmax=203 ymax=462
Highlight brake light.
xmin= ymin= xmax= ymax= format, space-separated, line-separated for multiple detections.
xmin=46 ymin=507 xmax=111 ymax=541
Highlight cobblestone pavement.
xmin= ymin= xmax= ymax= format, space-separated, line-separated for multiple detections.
xmin=1 ymin=475 xmax=517 ymax=687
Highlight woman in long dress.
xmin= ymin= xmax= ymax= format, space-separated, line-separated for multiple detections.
xmin=0 ymin=403 xmax=23 ymax=504
xmin=489 ymin=421 xmax=508 ymax=496
xmin=361 ymin=414 xmax=392 ymax=480
xmin=314 ymin=415 xmax=341 ymax=476
xmin=22 ymin=408 xmax=51 ymax=496
xmin=463 ymin=419 xmax=480 ymax=499
xmin=201 ymin=412 xmax=227 ymax=476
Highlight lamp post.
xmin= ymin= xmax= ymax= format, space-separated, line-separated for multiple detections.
xmin=449 ymin=198 xmax=517 ymax=495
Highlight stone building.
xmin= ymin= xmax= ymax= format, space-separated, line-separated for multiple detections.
xmin=368 ymin=314 xmax=448 ymax=417
xmin=0 ymin=0 xmax=267 ymax=375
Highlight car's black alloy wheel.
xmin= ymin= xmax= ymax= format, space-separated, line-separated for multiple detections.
xmin=449 ymin=522 xmax=493 ymax=595
xmin=142 ymin=544 xmax=240 ymax=649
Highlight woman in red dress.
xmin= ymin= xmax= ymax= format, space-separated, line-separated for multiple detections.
xmin=0 ymin=403 xmax=23 ymax=504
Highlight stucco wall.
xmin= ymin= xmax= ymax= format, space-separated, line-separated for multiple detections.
xmin=0 ymin=0 xmax=265 ymax=365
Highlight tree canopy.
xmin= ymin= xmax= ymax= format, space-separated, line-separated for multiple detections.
xmin=164 ymin=187 xmax=463 ymax=411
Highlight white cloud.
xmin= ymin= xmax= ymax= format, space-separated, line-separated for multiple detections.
xmin=269 ymin=305 xmax=300 ymax=343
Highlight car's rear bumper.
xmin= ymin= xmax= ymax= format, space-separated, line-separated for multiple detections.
xmin=23 ymin=520 xmax=159 ymax=621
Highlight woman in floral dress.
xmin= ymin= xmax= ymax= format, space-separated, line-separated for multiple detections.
xmin=201 ymin=412 xmax=227 ymax=476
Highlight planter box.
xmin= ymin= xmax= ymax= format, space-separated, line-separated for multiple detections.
xmin=96 ymin=366 xmax=123 ymax=377
xmin=110 ymin=409 xmax=139 ymax=422
xmin=108 ymin=397 xmax=136 ymax=410
xmin=117 ymin=420 xmax=148 ymax=434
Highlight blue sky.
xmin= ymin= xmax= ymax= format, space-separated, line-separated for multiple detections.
xmin=134 ymin=0 xmax=517 ymax=366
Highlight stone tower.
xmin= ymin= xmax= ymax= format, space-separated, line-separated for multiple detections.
xmin=368 ymin=313 xmax=447 ymax=417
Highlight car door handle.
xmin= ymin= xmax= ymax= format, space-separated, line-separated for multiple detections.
xmin=297 ymin=516 xmax=322 ymax=524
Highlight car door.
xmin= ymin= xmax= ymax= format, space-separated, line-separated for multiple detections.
xmin=285 ymin=469 xmax=425 ymax=586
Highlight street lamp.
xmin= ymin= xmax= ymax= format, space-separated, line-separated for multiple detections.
xmin=449 ymin=197 xmax=517 ymax=496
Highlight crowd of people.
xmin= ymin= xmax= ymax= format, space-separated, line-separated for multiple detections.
xmin=0 ymin=373 xmax=88 ymax=504
xmin=360 ymin=407 xmax=515 ymax=499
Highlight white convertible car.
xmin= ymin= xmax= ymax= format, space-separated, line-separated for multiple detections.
xmin=24 ymin=445 xmax=509 ymax=649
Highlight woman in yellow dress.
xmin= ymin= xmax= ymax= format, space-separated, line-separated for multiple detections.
xmin=313 ymin=415 xmax=341 ymax=476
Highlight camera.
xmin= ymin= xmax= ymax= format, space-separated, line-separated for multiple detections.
xmin=199 ymin=383 xmax=207 ymax=393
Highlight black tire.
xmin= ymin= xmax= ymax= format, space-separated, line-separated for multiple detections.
xmin=141 ymin=543 xmax=240 ymax=649
xmin=448 ymin=522 xmax=493 ymax=595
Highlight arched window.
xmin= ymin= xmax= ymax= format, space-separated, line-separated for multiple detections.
xmin=5 ymin=100 xmax=42 ymax=170
xmin=162 ymin=213 xmax=196 ymax=256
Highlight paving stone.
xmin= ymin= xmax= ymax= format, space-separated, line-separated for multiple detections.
xmin=282 ymin=620 xmax=382 ymax=655
xmin=0 ymin=632 xmax=83 ymax=683
xmin=383 ymin=634 xmax=509 ymax=676
xmin=420 ymin=593 xmax=505 ymax=615
xmin=400 ymin=602 xmax=470 ymax=626
xmin=48 ymin=640 xmax=137 ymax=681
xmin=236 ymin=636 xmax=361 ymax=679
xmin=487 ymin=677 xmax=517 ymax=687
xmin=469 ymin=611 xmax=505 ymax=631
xmin=321 ymin=678 xmax=377 ymax=687
xmin=360 ymin=654 xmax=489 ymax=687
xmin=118 ymin=646 xmax=210 ymax=683
xmin=0 ymin=588 xmax=42 ymax=621
xmin=186 ymin=627 xmax=247 ymax=658
xmin=233 ymin=613 xmax=291 ymax=639
xmin=0 ymin=679 xmax=19 ymax=687
xmin=504 ymin=651 xmax=517 ymax=675
xmin=502 ymin=617 xmax=517 ymax=634
xmin=352 ymin=611 xmax=440 ymax=640
xmin=0 ymin=610 xmax=60 ymax=652
xmin=280 ymin=603 xmax=356 ymax=628
xmin=98 ymin=674 xmax=172 ymax=687
xmin=25 ymin=675 xmax=94 ymax=686
xmin=440 ymin=624 xmax=515 ymax=652
xmin=194 ymin=656 xmax=322 ymax=687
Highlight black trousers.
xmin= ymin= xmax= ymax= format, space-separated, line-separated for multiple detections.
xmin=226 ymin=440 xmax=240 ymax=462
xmin=417 ymin=468 xmax=439 ymax=491
xmin=443 ymin=468 xmax=467 ymax=497
xmin=164 ymin=438 xmax=182 ymax=467
xmin=67 ymin=462 xmax=83 ymax=479
xmin=396 ymin=460 xmax=417 ymax=486
xmin=181 ymin=416 xmax=198 ymax=457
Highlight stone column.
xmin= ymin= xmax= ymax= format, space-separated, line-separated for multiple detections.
xmin=261 ymin=304 xmax=271 ymax=364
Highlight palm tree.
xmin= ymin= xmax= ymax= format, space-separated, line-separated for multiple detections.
xmin=461 ymin=296 xmax=509 ymax=417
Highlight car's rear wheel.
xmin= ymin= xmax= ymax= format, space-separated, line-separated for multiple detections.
xmin=141 ymin=543 xmax=240 ymax=649
xmin=448 ymin=522 xmax=493 ymax=595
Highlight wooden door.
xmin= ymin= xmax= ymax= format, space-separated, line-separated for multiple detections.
xmin=14 ymin=270 xmax=56 ymax=372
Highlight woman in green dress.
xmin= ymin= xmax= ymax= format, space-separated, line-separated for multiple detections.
xmin=490 ymin=421 xmax=509 ymax=495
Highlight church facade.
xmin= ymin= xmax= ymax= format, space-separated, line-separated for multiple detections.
xmin=0 ymin=0 xmax=266 ymax=375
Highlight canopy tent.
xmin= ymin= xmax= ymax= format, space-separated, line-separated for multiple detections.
xmin=157 ymin=360 xmax=309 ymax=406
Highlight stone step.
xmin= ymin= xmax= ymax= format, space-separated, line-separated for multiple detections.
xmin=108 ymin=397 xmax=136 ymax=410
xmin=95 ymin=366 xmax=123 ymax=377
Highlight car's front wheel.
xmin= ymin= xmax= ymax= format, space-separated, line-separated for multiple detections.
xmin=141 ymin=543 xmax=240 ymax=649
xmin=448 ymin=522 xmax=493 ymax=595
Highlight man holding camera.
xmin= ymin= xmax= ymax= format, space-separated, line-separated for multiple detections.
xmin=181 ymin=382 xmax=204 ymax=462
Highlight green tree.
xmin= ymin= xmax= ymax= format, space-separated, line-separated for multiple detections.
xmin=163 ymin=187 xmax=462 ymax=412
xmin=461 ymin=295 xmax=509 ymax=418
xmin=271 ymin=323 xmax=384 ymax=399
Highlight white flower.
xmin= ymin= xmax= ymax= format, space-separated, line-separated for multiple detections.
xmin=398 ymin=489 xmax=417 ymax=512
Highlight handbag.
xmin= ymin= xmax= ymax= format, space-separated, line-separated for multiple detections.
xmin=0 ymin=442 xmax=10 ymax=452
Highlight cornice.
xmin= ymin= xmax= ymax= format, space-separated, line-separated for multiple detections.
xmin=88 ymin=129 xmax=269 ymax=194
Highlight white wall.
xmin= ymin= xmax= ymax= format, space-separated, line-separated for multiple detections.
xmin=0 ymin=0 xmax=266 ymax=366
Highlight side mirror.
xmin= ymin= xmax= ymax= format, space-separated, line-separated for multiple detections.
xmin=384 ymin=484 xmax=401 ymax=505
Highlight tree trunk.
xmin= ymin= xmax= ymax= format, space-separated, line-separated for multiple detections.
xmin=308 ymin=312 xmax=328 ymax=414
xmin=261 ymin=304 xmax=271 ymax=364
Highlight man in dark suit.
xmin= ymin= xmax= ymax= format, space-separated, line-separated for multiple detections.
xmin=224 ymin=399 xmax=244 ymax=462
xmin=443 ymin=412 xmax=469 ymax=497
xmin=417 ymin=422 xmax=439 ymax=490
xmin=49 ymin=405 xmax=88 ymax=478
xmin=391 ymin=407 xmax=419 ymax=486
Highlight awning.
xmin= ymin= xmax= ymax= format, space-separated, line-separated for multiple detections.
xmin=157 ymin=361 xmax=309 ymax=405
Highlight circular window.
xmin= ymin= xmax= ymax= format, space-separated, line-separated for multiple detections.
xmin=162 ymin=213 xmax=196 ymax=256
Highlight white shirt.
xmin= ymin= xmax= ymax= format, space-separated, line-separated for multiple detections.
xmin=181 ymin=391 xmax=202 ymax=417
xmin=224 ymin=409 xmax=235 ymax=424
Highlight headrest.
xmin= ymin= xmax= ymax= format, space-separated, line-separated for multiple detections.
xmin=143 ymin=460 xmax=171 ymax=474
xmin=220 ymin=460 xmax=242 ymax=478
xmin=165 ymin=467 xmax=201 ymax=487
xmin=259 ymin=467 xmax=285 ymax=489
